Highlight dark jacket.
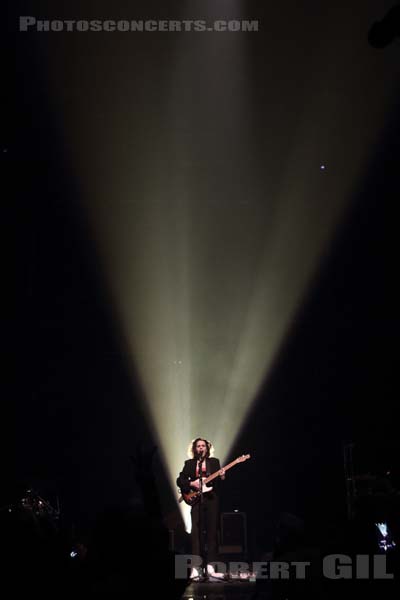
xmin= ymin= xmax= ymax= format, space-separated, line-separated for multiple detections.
xmin=176 ymin=457 xmax=221 ymax=494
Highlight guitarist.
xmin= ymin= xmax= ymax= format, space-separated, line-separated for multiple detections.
xmin=176 ymin=438 xmax=225 ymax=575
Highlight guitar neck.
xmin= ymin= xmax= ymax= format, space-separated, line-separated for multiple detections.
xmin=204 ymin=459 xmax=239 ymax=484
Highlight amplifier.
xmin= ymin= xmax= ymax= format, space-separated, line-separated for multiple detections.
xmin=219 ymin=511 xmax=247 ymax=554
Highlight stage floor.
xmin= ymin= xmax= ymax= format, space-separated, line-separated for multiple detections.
xmin=181 ymin=579 xmax=270 ymax=599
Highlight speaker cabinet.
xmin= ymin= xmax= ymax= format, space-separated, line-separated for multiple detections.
xmin=219 ymin=511 xmax=247 ymax=554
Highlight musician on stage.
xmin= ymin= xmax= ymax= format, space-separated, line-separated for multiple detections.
xmin=176 ymin=438 xmax=225 ymax=575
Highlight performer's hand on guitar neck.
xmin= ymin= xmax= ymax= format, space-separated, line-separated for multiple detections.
xmin=219 ymin=468 xmax=225 ymax=480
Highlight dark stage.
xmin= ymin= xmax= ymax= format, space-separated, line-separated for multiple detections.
xmin=6 ymin=0 xmax=400 ymax=597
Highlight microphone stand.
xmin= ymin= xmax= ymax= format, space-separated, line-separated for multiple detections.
xmin=197 ymin=454 xmax=209 ymax=582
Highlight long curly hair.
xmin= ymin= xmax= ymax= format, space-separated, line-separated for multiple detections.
xmin=187 ymin=437 xmax=214 ymax=459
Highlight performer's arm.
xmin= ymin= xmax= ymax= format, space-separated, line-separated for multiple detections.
xmin=176 ymin=461 xmax=192 ymax=494
xmin=216 ymin=458 xmax=225 ymax=479
xmin=209 ymin=459 xmax=225 ymax=490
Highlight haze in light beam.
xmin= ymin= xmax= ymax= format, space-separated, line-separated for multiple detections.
xmin=42 ymin=1 xmax=396 ymax=529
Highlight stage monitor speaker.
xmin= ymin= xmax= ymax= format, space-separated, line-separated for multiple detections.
xmin=219 ymin=511 xmax=247 ymax=554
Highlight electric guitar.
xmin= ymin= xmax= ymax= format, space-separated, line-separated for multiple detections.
xmin=178 ymin=454 xmax=251 ymax=506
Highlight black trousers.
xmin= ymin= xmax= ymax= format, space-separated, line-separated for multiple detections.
xmin=191 ymin=492 xmax=219 ymax=564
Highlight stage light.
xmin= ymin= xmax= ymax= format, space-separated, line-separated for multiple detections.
xmin=375 ymin=522 xmax=396 ymax=552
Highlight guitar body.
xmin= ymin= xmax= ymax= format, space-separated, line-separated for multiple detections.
xmin=182 ymin=483 xmax=214 ymax=506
